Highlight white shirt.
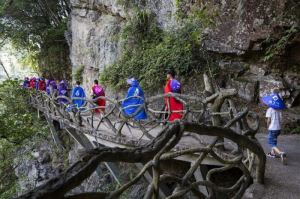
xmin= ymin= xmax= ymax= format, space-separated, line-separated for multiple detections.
xmin=266 ymin=108 xmax=282 ymax=130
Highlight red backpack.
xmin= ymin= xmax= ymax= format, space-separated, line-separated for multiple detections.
xmin=29 ymin=79 xmax=36 ymax=88
xmin=39 ymin=80 xmax=46 ymax=91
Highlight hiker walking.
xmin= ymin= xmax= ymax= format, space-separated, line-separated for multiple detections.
xmin=49 ymin=80 xmax=58 ymax=96
xmin=58 ymin=80 xmax=69 ymax=104
xmin=71 ymin=81 xmax=86 ymax=108
xmin=164 ymin=68 xmax=183 ymax=122
xmin=262 ymin=92 xmax=287 ymax=165
xmin=122 ymin=77 xmax=147 ymax=121
xmin=91 ymin=80 xmax=106 ymax=113
xmin=29 ymin=77 xmax=36 ymax=89
xmin=46 ymin=79 xmax=51 ymax=95
xmin=23 ymin=77 xmax=30 ymax=88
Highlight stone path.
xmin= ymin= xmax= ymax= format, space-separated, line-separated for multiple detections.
xmin=245 ymin=134 xmax=300 ymax=199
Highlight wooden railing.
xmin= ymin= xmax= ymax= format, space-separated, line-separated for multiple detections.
xmin=19 ymin=88 xmax=266 ymax=199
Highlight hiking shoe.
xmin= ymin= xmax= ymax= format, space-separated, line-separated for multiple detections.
xmin=280 ymin=153 xmax=287 ymax=165
xmin=267 ymin=152 xmax=276 ymax=158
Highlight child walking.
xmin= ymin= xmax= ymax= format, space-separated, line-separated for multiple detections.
xmin=262 ymin=92 xmax=287 ymax=165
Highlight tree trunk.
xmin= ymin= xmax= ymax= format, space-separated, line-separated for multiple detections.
xmin=0 ymin=59 xmax=10 ymax=79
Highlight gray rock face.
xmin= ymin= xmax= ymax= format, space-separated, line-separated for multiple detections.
xmin=69 ymin=0 xmax=177 ymax=90
xmin=15 ymin=142 xmax=64 ymax=195
xmin=249 ymin=64 xmax=268 ymax=77
xmin=15 ymin=140 xmax=111 ymax=196
xmin=67 ymin=142 xmax=109 ymax=194
xmin=204 ymin=0 xmax=296 ymax=54
xmin=68 ymin=0 xmax=299 ymax=108
xmin=228 ymin=77 xmax=258 ymax=102
xmin=70 ymin=5 xmax=124 ymax=90
xmin=258 ymin=75 xmax=286 ymax=97
xmin=284 ymin=72 xmax=300 ymax=90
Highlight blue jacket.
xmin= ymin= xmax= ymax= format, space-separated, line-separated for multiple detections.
xmin=122 ymin=80 xmax=147 ymax=120
xmin=72 ymin=86 xmax=86 ymax=108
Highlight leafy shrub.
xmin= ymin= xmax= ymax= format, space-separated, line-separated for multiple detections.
xmin=291 ymin=126 xmax=300 ymax=134
xmin=0 ymin=79 xmax=49 ymax=198
xmin=263 ymin=26 xmax=299 ymax=62
xmin=73 ymin=65 xmax=84 ymax=82
xmin=100 ymin=9 xmax=216 ymax=91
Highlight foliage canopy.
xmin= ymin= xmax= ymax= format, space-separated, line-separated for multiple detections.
xmin=0 ymin=80 xmax=49 ymax=198
xmin=0 ymin=0 xmax=71 ymax=79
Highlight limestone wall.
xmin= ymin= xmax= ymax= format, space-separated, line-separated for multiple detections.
xmin=69 ymin=0 xmax=178 ymax=91
xmin=68 ymin=0 xmax=300 ymax=106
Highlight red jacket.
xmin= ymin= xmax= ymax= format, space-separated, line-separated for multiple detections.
xmin=164 ymin=79 xmax=183 ymax=121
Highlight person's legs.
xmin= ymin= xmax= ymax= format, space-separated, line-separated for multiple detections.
xmin=272 ymin=147 xmax=284 ymax=155
xmin=268 ymin=130 xmax=280 ymax=157
xmin=268 ymin=130 xmax=287 ymax=164
xmin=270 ymin=130 xmax=285 ymax=155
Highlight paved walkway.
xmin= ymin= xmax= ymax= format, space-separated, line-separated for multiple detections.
xmin=245 ymin=134 xmax=300 ymax=199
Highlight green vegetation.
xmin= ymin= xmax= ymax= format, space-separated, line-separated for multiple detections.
xmin=100 ymin=8 xmax=217 ymax=91
xmin=291 ymin=127 xmax=300 ymax=134
xmin=116 ymin=0 xmax=146 ymax=8
xmin=263 ymin=25 xmax=299 ymax=63
xmin=0 ymin=80 xmax=49 ymax=198
xmin=0 ymin=0 xmax=71 ymax=79
xmin=73 ymin=65 xmax=84 ymax=82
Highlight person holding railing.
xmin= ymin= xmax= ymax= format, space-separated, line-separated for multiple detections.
xmin=122 ymin=77 xmax=147 ymax=121
xmin=164 ymin=68 xmax=183 ymax=121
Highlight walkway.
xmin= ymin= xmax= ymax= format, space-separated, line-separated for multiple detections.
xmin=245 ymin=134 xmax=300 ymax=199
xmin=28 ymin=90 xmax=266 ymax=198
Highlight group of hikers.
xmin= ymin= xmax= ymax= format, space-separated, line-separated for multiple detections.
xmin=22 ymin=69 xmax=184 ymax=122
xmin=23 ymin=69 xmax=288 ymax=164
xmin=23 ymin=77 xmax=107 ymax=114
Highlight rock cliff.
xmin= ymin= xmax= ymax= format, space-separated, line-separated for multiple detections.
xmin=68 ymin=0 xmax=300 ymax=128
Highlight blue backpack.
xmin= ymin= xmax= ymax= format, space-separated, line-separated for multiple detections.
xmin=72 ymin=86 xmax=86 ymax=108
xmin=171 ymin=79 xmax=181 ymax=93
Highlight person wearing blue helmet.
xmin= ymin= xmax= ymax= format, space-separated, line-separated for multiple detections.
xmin=122 ymin=77 xmax=147 ymax=121
xmin=262 ymin=91 xmax=287 ymax=164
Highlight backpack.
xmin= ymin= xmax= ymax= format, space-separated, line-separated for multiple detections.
xmin=73 ymin=87 xmax=84 ymax=97
xmin=29 ymin=79 xmax=35 ymax=88
xmin=93 ymin=85 xmax=104 ymax=96
xmin=39 ymin=80 xmax=46 ymax=91
xmin=170 ymin=79 xmax=181 ymax=93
